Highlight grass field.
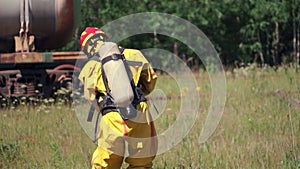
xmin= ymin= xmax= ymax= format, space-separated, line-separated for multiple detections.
xmin=0 ymin=66 xmax=299 ymax=169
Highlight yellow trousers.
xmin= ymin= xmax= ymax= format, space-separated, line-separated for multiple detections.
xmin=91 ymin=112 xmax=157 ymax=169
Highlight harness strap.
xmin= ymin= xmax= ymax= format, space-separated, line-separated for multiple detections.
xmin=101 ymin=66 xmax=112 ymax=96
xmin=87 ymin=91 xmax=101 ymax=122
xmin=87 ymin=100 xmax=97 ymax=122
xmin=101 ymin=54 xmax=123 ymax=65
xmin=101 ymin=53 xmax=143 ymax=67
xmin=93 ymin=110 xmax=101 ymax=143
xmin=122 ymin=56 xmax=143 ymax=106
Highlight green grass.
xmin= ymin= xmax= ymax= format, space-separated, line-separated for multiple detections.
xmin=0 ymin=66 xmax=299 ymax=169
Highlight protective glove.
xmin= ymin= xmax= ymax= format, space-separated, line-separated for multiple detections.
xmin=137 ymin=101 xmax=150 ymax=125
xmin=137 ymin=101 xmax=148 ymax=113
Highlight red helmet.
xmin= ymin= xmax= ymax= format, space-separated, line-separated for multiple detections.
xmin=80 ymin=27 xmax=108 ymax=56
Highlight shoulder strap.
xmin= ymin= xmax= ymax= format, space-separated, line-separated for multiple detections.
xmin=101 ymin=66 xmax=111 ymax=95
xmin=120 ymin=54 xmax=147 ymax=106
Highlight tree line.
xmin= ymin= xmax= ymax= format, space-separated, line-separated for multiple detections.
xmin=63 ymin=0 xmax=300 ymax=69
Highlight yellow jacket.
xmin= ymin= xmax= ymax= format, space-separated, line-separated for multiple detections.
xmin=78 ymin=48 xmax=157 ymax=105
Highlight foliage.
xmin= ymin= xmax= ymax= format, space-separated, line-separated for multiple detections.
xmin=55 ymin=0 xmax=300 ymax=67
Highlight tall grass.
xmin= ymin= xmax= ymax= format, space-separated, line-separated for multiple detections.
xmin=0 ymin=65 xmax=299 ymax=168
xmin=0 ymin=104 xmax=94 ymax=168
xmin=154 ymin=66 xmax=299 ymax=169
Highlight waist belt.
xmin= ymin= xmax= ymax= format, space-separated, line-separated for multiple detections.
xmin=90 ymin=93 xmax=138 ymax=143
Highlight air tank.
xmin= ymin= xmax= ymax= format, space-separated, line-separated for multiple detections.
xmin=0 ymin=0 xmax=80 ymax=52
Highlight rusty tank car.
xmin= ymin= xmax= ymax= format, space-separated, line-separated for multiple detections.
xmin=0 ymin=0 xmax=85 ymax=105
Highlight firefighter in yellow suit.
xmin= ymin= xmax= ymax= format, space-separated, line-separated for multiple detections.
xmin=78 ymin=27 xmax=157 ymax=169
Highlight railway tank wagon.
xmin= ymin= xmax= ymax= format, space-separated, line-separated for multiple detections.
xmin=0 ymin=0 xmax=85 ymax=104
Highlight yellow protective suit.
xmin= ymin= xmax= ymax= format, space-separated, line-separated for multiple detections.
xmin=79 ymin=48 xmax=157 ymax=169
